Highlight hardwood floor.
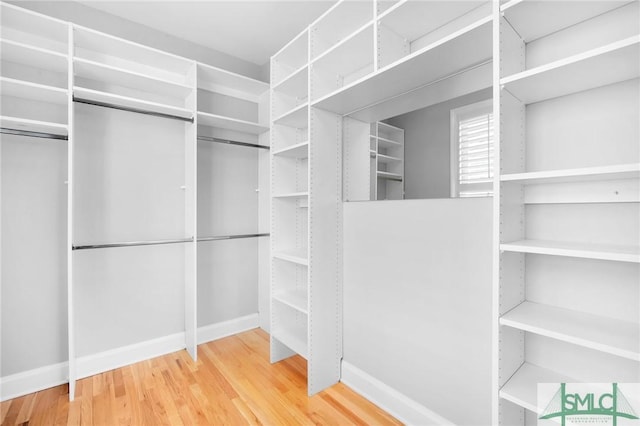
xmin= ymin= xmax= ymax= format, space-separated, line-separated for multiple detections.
xmin=1 ymin=329 xmax=401 ymax=425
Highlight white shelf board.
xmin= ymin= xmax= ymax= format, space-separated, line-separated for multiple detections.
xmin=501 ymin=164 xmax=640 ymax=184
xmin=501 ymin=301 xmax=640 ymax=361
xmin=500 ymin=239 xmax=640 ymax=263
xmin=73 ymin=86 xmax=192 ymax=120
xmin=0 ymin=77 xmax=67 ymax=105
xmin=501 ymin=0 xmax=632 ymax=42
xmin=74 ymin=58 xmax=193 ymax=99
xmin=273 ymin=191 xmax=309 ymax=199
xmin=0 ymin=3 xmax=68 ymax=54
xmin=273 ymin=103 xmax=308 ymax=128
xmin=312 ymin=16 xmax=492 ymax=116
xmin=500 ymin=363 xmax=574 ymax=413
xmin=377 ymin=153 xmax=401 ymax=164
xmin=197 ymin=62 xmax=268 ymax=102
xmin=311 ymin=22 xmax=373 ymax=78
xmin=377 ymin=121 xmax=404 ymax=133
xmin=379 ymin=0 xmax=487 ymax=42
xmin=0 ymin=38 xmax=67 ymax=73
xmin=272 ymin=29 xmax=308 ymax=73
xmin=377 ymin=136 xmax=403 ymax=148
xmin=272 ymin=64 xmax=308 ymax=99
xmin=501 ymin=36 xmax=640 ymax=105
xmin=0 ymin=115 xmax=67 ymax=136
xmin=272 ymin=324 xmax=308 ymax=359
xmin=273 ymin=289 xmax=308 ymax=314
xmin=273 ymin=249 xmax=309 ymax=266
xmin=197 ymin=111 xmax=268 ymax=135
xmin=272 ymin=141 xmax=309 ymax=159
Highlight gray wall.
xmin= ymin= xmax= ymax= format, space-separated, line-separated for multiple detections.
xmin=387 ymin=88 xmax=491 ymax=199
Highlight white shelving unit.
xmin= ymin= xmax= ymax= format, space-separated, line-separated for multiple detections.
xmin=494 ymin=1 xmax=640 ymax=424
xmin=371 ymin=122 xmax=404 ymax=200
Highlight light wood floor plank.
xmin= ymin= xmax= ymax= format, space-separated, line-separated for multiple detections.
xmin=1 ymin=329 xmax=400 ymax=425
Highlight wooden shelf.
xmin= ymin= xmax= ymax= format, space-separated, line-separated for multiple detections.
xmin=311 ymin=16 xmax=492 ymax=115
xmin=273 ymin=289 xmax=308 ymax=314
xmin=501 ymin=163 xmax=640 ymax=184
xmin=1 ymin=77 xmax=67 ymax=105
xmin=501 ymin=301 xmax=640 ymax=361
xmin=501 ymin=36 xmax=640 ymax=105
xmin=500 ymin=363 xmax=574 ymax=413
xmin=273 ymin=103 xmax=308 ymax=128
xmin=0 ymin=38 xmax=67 ymax=73
xmin=0 ymin=115 xmax=67 ymax=137
xmin=198 ymin=111 xmax=268 ymax=135
xmin=272 ymin=65 xmax=308 ymax=99
xmin=273 ymin=192 xmax=309 ymax=199
xmin=377 ymin=154 xmax=401 ymax=164
xmin=273 ymin=249 xmax=309 ymax=266
xmin=501 ymin=0 xmax=632 ymax=42
xmin=500 ymin=239 xmax=640 ymax=263
xmin=272 ymin=324 xmax=308 ymax=359
xmin=272 ymin=141 xmax=309 ymax=159
xmin=197 ymin=62 xmax=268 ymax=102
xmin=74 ymin=58 xmax=193 ymax=99
xmin=73 ymin=86 xmax=193 ymax=120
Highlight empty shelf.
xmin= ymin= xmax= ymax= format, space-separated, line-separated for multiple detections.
xmin=1 ymin=116 xmax=67 ymax=137
xmin=273 ymin=289 xmax=308 ymax=314
xmin=500 ymin=239 xmax=640 ymax=263
xmin=273 ymin=249 xmax=308 ymax=266
xmin=272 ymin=324 xmax=308 ymax=359
xmin=1 ymin=77 xmax=67 ymax=105
xmin=198 ymin=111 xmax=268 ymax=134
xmin=501 ymin=301 xmax=640 ymax=361
xmin=312 ymin=16 xmax=492 ymax=116
xmin=376 ymin=136 xmax=403 ymax=148
xmin=501 ymin=0 xmax=632 ymax=42
xmin=500 ymin=363 xmax=574 ymax=413
xmin=273 ymin=191 xmax=309 ymax=199
xmin=272 ymin=65 xmax=308 ymax=99
xmin=197 ymin=62 xmax=269 ymax=102
xmin=501 ymin=36 xmax=640 ymax=105
xmin=273 ymin=103 xmax=308 ymax=128
xmin=74 ymin=86 xmax=192 ymax=120
xmin=0 ymin=38 xmax=67 ymax=73
xmin=311 ymin=22 xmax=373 ymax=79
xmin=272 ymin=141 xmax=309 ymax=159
xmin=377 ymin=154 xmax=401 ymax=163
xmin=501 ymin=164 xmax=640 ymax=184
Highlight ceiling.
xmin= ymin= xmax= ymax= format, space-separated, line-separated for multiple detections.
xmin=79 ymin=1 xmax=335 ymax=66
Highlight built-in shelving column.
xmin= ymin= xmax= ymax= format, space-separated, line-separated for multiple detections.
xmin=495 ymin=1 xmax=640 ymax=423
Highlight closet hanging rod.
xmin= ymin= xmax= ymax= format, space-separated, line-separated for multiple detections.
xmin=197 ymin=135 xmax=270 ymax=150
xmin=378 ymin=175 xmax=403 ymax=182
xmin=197 ymin=233 xmax=270 ymax=242
xmin=1 ymin=127 xmax=68 ymax=140
xmin=73 ymin=97 xmax=194 ymax=123
xmin=72 ymin=237 xmax=194 ymax=251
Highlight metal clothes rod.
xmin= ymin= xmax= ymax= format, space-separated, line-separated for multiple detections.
xmin=73 ymin=97 xmax=194 ymax=123
xmin=378 ymin=175 xmax=403 ymax=182
xmin=72 ymin=237 xmax=194 ymax=251
xmin=1 ymin=127 xmax=68 ymax=140
xmin=197 ymin=135 xmax=270 ymax=150
xmin=197 ymin=233 xmax=270 ymax=242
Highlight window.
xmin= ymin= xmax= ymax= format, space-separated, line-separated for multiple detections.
xmin=450 ymin=99 xmax=494 ymax=197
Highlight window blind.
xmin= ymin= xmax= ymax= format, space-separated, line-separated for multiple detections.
xmin=458 ymin=112 xmax=494 ymax=197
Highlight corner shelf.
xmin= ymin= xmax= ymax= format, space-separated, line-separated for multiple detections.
xmin=500 ymin=239 xmax=640 ymax=263
xmin=272 ymin=141 xmax=309 ymax=159
xmin=1 ymin=77 xmax=67 ymax=105
xmin=197 ymin=111 xmax=268 ymax=134
xmin=0 ymin=115 xmax=68 ymax=137
xmin=273 ymin=289 xmax=308 ymax=315
xmin=73 ymin=86 xmax=192 ymax=120
xmin=273 ymin=249 xmax=309 ymax=266
xmin=501 ymin=301 xmax=640 ymax=361
xmin=501 ymin=36 xmax=640 ymax=105
xmin=501 ymin=163 xmax=640 ymax=184
xmin=500 ymin=363 xmax=574 ymax=413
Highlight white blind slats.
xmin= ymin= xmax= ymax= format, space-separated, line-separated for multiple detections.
xmin=458 ymin=111 xmax=493 ymax=196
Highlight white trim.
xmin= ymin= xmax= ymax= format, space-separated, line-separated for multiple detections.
xmin=340 ymin=361 xmax=455 ymax=426
xmin=0 ymin=362 xmax=69 ymax=402
xmin=1 ymin=315 xmax=260 ymax=401
xmin=197 ymin=314 xmax=260 ymax=345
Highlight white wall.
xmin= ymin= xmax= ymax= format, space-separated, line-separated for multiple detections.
xmin=10 ymin=1 xmax=265 ymax=81
xmin=343 ymin=198 xmax=493 ymax=425
xmin=387 ymin=89 xmax=491 ymax=199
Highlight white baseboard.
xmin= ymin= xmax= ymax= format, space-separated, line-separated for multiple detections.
xmin=0 ymin=361 xmax=69 ymax=402
xmin=340 ymin=361 xmax=455 ymax=426
xmin=197 ymin=313 xmax=259 ymax=345
xmin=1 ymin=314 xmax=260 ymax=402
